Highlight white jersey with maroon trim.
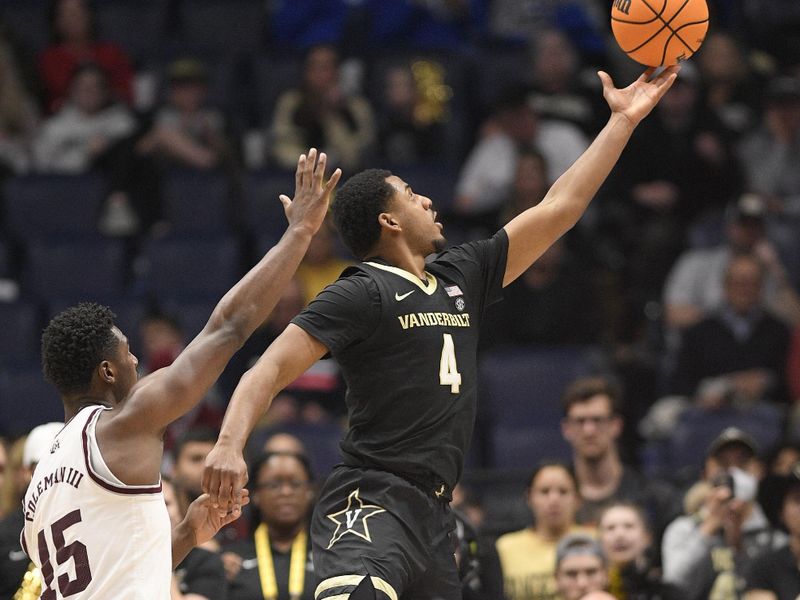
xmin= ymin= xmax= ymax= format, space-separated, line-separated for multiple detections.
xmin=21 ymin=405 xmax=171 ymax=599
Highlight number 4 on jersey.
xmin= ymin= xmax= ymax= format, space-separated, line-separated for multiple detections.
xmin=439 ymin=333 xmax=462 ymax=393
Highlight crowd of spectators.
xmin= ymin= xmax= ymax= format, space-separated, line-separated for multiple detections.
xmin=1 ymin=0 xmax=800 ymax=598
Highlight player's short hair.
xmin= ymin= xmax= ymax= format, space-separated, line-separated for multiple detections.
xmin=41 ymin=303 xmax=118 ymax=396
xmin=561 ymin=375 xmax=622 ymax=417
xmin=332 ymin=168 xmax=394 ymax=259
xmin=173 ymin=427 xmax=218 ymax=462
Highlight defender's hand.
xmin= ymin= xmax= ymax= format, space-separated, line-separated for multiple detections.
xmin=202 ymin=443 xmax=248 ymax=509
xmin=280 ymin=147 xmax=342 ymax=237
xmin=599 ymin=65 xmax=680 ymax=127
xmin=183 ymin=490 xmax=250 ymax=546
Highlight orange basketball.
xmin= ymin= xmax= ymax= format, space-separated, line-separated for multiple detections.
xmin=611 ymin=0 xmax=709 ymax=67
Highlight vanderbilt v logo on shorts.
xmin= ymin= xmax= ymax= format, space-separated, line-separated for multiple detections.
xmin=325 ymin=488 xmax=386 ymax=549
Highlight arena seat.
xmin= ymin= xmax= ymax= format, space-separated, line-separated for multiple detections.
xmin=479 ymin=345 xmax=596 ymax=469
xmin=0 ymin=366 xmax=63 ymax=438
xmin=4 ymin=173 xmax=108 ymax=240
xmin=138 ymin=235 xmax=242 ymax=300
xmin=162 ymin=169 xmax=234 ymax=234
xmin=178 ymin=0 xmax=266 ymax=55
xmin=23 ymin=239 xmax=127 ymax=300
xmin=243 ymin=170 xmax=296 ymax=240
xmin=0 ymin=302 xmax=40 ymax=367
xmin=95 ymin=0 xmax=169 ymax=67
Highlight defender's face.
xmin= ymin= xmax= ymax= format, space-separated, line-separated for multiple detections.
xmin=111 ymin=327 xmax=139 ymax=397
xmin=385 ymin=175 xmax=446 ymax=255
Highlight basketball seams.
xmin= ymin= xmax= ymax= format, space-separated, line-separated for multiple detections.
xmin=614 ymin=0 xmax=707 ymax=63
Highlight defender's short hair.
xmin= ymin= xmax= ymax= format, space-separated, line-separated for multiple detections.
xmin=41 ymin=303 xmax=118 ymax=396
xmin=331 ymin=169 xmax=394 ymax=259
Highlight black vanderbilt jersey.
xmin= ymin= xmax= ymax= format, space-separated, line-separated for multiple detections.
xmin=291 ymin=230 xmax=508 ymax=490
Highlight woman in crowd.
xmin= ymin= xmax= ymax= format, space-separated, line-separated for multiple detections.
xmin=39 ymin=0 xmax=133 ymax=112
xmin=495 ymin=461 xmax=591 ymax=600
xmin=598 ymin=502 xmax=678 ymax=599
xmin=224 ymin=452 xmax=318 ymax=600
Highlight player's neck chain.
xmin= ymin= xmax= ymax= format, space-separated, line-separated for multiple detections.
xmin=255 ymin=523 xmax=307 ymax=600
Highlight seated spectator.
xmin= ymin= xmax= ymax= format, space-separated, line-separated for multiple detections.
xmin=661 ymin=428 xmax=783 ymax=600
xmin=454 ymin=87 xmax=587 ymax=220
xmin=137 ymin=59 xmax=231 ymax=170
xmin=765 ymin=443 xmax=800 ymax=477
xmin=0 ymin=42 xmax=38 ymax=175
xmin=270 ymin=44 xmax=376 ymax=172
xmin=525 ymin=29 xmax=606 ymax=136
xmin=33 ymin=61 xmax=135 ymax=173
xmin=263 ymin=432 xmax=308 ymax=456
xmin=39 ymin=0 xmax=133 ymax=113
xmin=223 ymin=452 xmax=318 ymax=600
xmin=668 ymin=253 xmax=792 ymax=406
xmin=0 ymin=424 xmax=62 ymax=598
xmin=481 ymin=237 xmax=602 ymax=347
xmin=738 ymin=77 xmax=800 ymax=219
xmin=139 ymin=312 xmax=185 ymax=375
xmin=598 ymin=502 xmax=679 ymax=600
xmin=602 ymin=61 xmax=743 ymax=314
xmin=376 ymin=61 xmax=448 ymax=166
xmin=554 ymin=533 xmax=609 ymax=600
xmin=495 ymin=461 xmax=591 ymax=600
xmin=295 ymin=216 xmax=353 ymax=306
xmin=560 ymin=376 xmax=679 ymax=530
xmin=745 ymin=463 xmax=800 ymax=599
xmin=163 ymin=476 xmax=228 ymax=600
xmin=453 ymin=507 xmax=505 ymax=600
xmin=695 ymin=31 xmax=763 ymax=138
xmin=663 ymin=194 xmax=800 ymax=335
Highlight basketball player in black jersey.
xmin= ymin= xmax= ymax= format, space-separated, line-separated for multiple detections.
xmin=204 ymin=66 xmax=680 ymax=600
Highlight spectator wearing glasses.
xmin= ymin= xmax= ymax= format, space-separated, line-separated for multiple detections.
xmin=224 ymin=452 xmax=318 ymax=600
xmin=561 ymin=376 xmax=679 ymax=530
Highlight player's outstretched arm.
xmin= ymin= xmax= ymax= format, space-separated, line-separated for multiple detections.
xmin=502 ymin=66 xmax=679 ymax=286
xmin=113 ymin=150 xmax=340 ymax=435
xmin=203 ymin=324 xmax=327 ymax=507
xmin=171 ymin=490 xmax=250 ymax=568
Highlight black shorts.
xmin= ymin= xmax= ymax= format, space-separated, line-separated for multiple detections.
xmin=310 ymin=465 xmax=462 ymax=600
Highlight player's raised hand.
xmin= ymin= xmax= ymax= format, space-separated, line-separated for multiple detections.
xmin=202 ymin=443 xmax=248 ymax=510
xmin=279 ymin=148 xmax=342 ymax=237
xmin=598 ymin=65 xmax=680 ymax=126
xmin=183 ymin=490 xmax=251 ymax=546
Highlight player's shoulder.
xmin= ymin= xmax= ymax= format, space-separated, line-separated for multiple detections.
xmin=429 ymin=229 xmax=509 ymax=267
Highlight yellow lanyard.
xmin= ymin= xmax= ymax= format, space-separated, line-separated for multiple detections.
xmin=254 ymin=524 xmax=307 ymax=600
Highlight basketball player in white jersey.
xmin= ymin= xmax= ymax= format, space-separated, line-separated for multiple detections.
xmin=22 ymin=149 xmax=341 ymax=599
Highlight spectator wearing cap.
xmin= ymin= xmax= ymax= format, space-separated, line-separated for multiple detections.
xmin=137 ymin=58 xmax=231 ymax=171
xmin=745 ymin=463 xmax=800 ymax=599
xmin=661 ymin=427 xmax=784 ymax=600
xmin=667 ymin=252 xmax=792 ymax=407
xmin=554 ymin=533 xmax=609 ymax=600
xmin=663 ymin=193 xmax=800 ymax=336
xmin=0 ymin=423 xmax=63 ymax=598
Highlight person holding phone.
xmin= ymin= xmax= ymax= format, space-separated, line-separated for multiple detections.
xmin=661 ymin=428 xmax=784 ymax=600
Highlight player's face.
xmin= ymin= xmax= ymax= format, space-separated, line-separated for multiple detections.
xmin=528 ymin=466 xmax=579 ymax=532
xmin=562 ymin=395 xmax=620 ymax=461
xmin=556 ymin=554 xmax=607 ymax=600
xmin=598 ymin=506 xmax=650 ymax=566
xmin=111 ymin=327 xmax=139 ymax=397
xmin=385 ymin=175 xmax=446 ymax=255
xmin=254 ymin=455 xmax=313 ymax=530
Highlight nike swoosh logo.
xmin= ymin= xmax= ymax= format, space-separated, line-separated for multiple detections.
xmin=395 ymin=290 xmax=415 ymax=301
xmin=9 ymin=550 xmax=27 ymax=561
